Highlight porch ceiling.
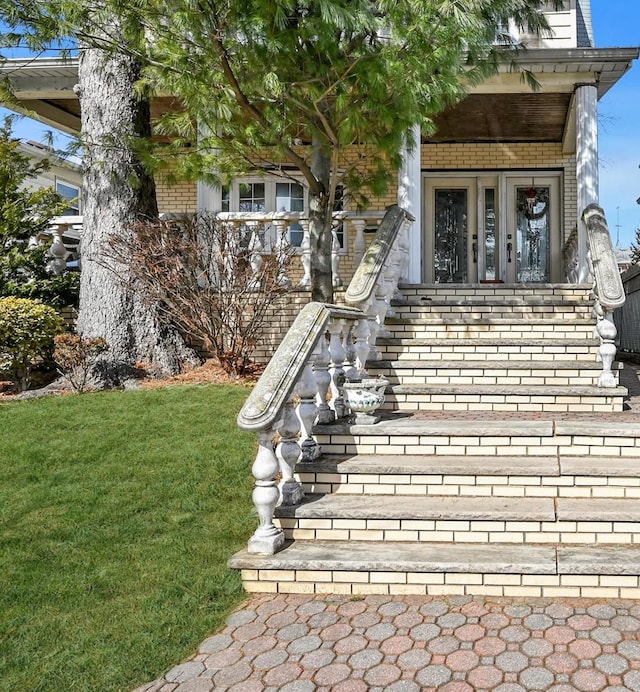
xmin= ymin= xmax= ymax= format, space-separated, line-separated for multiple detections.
xmin=0 ymin=47 xmax=637 ymax=139
xmin=428 ymin=92 xmax=573 ymax=143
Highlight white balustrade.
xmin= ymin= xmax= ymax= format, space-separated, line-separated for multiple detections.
xmin=566 ymin=205 xmax=626 ymax=388
xmin=237 ymin=206 xmax=413 ymax=555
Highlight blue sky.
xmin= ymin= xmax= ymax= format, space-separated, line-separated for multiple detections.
xmin=2 ymin=1 xmax=639 ymax=245
xmin=592 ymin=0 xmax=640 ymax=248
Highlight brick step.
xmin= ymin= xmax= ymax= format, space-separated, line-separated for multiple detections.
xmin=385 ymin=318 xmax=595 ymax=339
xmin=397 ymin=282 xmax=593 ymax=299
xmin=376 ymin=337 xmax=600 ymax=361
xmin=367 ymin=360 xmax=619 ymax=387
xmin=296 ymin=454 xmax=640 ymax=498
xmin=229 ymin=540 xmax=640 ymax=599
xmin=390 ymin=300 xmax=594 ymax=320
xmin=275 ymin=494 xmax=640 ymax=545
xmin=315 ymin=417 xmax=638 ymax=458
xmin=384 ymin=384 xmax=626 ymax=413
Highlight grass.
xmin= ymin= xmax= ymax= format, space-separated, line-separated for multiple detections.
xmin=0 ymin=384 xmax=257 ymax=692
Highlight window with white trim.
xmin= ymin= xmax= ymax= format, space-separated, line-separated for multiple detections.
xmin=56 ymin=180 xmax=81 ymax=215
xmin=220 ymin=179 xmax=345 ymax=250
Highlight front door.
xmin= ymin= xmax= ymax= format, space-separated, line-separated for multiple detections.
xmin=424 ymin=173 xmax=561 ymax=283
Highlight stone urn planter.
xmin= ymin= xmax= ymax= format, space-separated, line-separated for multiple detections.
xmin=343 ymin=377 xmax=389 ymax=425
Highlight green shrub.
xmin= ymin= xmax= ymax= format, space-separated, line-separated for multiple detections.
xmin=0 ymin=297 xmax=64 ymax=391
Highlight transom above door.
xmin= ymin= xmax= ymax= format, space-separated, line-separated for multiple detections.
xmin=424 ymin=173 xmax=561 ymax=284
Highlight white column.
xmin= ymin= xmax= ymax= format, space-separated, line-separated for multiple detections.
xmin=576 ymin=84 xmax=599 ymax=283
xmin=398 ymin=125 xmax=422 ymax=283
xmin=197 ymin=181 xmax=220 ymax=211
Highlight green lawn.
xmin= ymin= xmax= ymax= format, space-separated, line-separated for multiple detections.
xmin=0 ymin=384 xmax=257 ymax=692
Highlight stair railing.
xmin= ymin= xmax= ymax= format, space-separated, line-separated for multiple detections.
xmin=564 ymin=204 xmax=625 ymax=387
xmin=345 ymin=204 xmax=414 ymax=360
xmin=237 ymin=204 xmax=413 ymax=555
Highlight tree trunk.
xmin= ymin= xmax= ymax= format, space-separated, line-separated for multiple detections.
xmin=309 ymin=135 xmax=334 ymax=303
xmin=76 ymin=30 xmax=200 ymax=386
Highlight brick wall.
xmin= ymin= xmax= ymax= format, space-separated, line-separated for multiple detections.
xmin=422 ymin=141 xmax=577 ymax=243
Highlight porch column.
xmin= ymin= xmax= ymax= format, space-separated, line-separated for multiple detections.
xmin=398 ymin=125 xmax=422 ymax=283
xmin=197 ymin=180 xmax=219 ymax=211
xmin=576 ymin=84 xmax=599 ymax=283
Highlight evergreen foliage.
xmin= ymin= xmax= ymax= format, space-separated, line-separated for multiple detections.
xmin=0 ymin=117 xmax=79 ymax=307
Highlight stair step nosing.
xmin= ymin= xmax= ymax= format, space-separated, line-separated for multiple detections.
xmin=229 ymin=540 xmax=557 ymax=574
xmin=389 ymin=384 xmax=627 ymax=397
xmin=276 ymin=494 xmax=556 ymax=521
xmin=297 ymin=455 xmax=560 ymax=477
xmin=369 ymin=360 xmax=619 ymax=371
xmin=298 ymin=454 xmax=640 ymax=478
xmin=315 ymin=419 xmax=554 ymax=437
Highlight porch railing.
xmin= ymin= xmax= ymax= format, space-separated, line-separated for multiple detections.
xmin=236 ymin=205 xmax=413 ymax=554
xmin=563 ymin=203 xmax=625 ymax=387
xmin=215 ymin=210 xmax=385 ymax=290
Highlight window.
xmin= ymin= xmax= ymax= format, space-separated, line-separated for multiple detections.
xmin=56 ymin=181 xmax=81 ymax=215
xmin=219 ymin=179 xmax=347 ymax=251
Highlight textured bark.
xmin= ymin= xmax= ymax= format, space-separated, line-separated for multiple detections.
xmin=309 ymin=136 xmax=333 ymax=303
xmin=76 ymin=30 xmax=199 ymax=386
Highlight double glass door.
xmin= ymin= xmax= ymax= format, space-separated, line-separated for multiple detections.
xmin=425 ymin=174 xmax=561 ymax=284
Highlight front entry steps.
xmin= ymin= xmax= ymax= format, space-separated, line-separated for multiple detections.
xmin=230 ymin=284 xmax=638 ymax=598
xmin=229 ymin=413 xmax=640 ymax=599
xmin=230 ymin=541 xmax=640 ymax=600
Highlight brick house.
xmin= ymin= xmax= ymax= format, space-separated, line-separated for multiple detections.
xmin=5 ymin=1 xmax=640 ymax=598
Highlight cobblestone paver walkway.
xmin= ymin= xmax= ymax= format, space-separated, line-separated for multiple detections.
xmin=134 ymin=594 xmax=640 ymax=692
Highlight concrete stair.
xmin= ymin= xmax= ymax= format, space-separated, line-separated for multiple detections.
xmin=230 ymin=284 xmax=640 ymax=598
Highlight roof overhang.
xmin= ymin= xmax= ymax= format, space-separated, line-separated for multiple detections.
xmin=428 ymin=47 xmax=638 ymax=145
xmin=1 ymin=47 xmax=638 ymax=142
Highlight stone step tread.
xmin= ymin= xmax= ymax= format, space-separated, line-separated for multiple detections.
xmin=392 ymin=298 xmax=593 ymax=307
xmin=298 ymin=454 xmax=640 ymax=478
xmin=559 ymin=498 xmax=640 ymax=521
xmin=369 ymin=360 xmax=620 ymax=371
xmin=232 ymin=541 xmax=640 ymax=576
xmin=386 ymin=317 xmax=594 ymax=325
xmin=561 ymin=457 xmax=640 ymax=477
xmin=316 ymin=417 xmax=640 ymax=437
xmin=316 ymin=418 xmax=556 ymax=437
xmin=276 ymin=494 xmax=556 ymax=521
xmin=389 ymin=384 xmax=627 ymax=397
xmin=229 ymin=540 xmax=557 ymax=574
xmin=397 ymin=282 xmax=593 ymax=291
xmin=297 ymin=454 xmax=559 ymax=477
xmin=377 ymin=338 xmax=599 ymax=346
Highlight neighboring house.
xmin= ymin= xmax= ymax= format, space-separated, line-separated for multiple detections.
xmin=18 ymin=139 xmax=83 ymax=268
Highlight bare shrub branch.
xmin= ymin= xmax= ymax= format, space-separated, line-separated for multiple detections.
xmin=106 ymin=213 xmax=294 ymax=375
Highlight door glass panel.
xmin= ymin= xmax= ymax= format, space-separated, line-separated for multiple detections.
xmin=434 ymin=189 xmax=467 ymax=283
xmin=516 ymin=186 xmax=550 ymax=282
xmin=484 ymin=188 xmax=496 ymax=280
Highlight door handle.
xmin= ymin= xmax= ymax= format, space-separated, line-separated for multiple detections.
xmin=507 ymin=242 xmax=512 ymax=263
xmin=472 ymin=242 xmax=478 ymax=263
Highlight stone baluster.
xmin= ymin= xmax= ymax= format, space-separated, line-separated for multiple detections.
xmin=342 ymin=322 xmax=359 ymax=382
xmin=393 ymin=220 xmax=411 ymax=303
xmin=313 ymin=332 xmax=335 ymax=424
xmin=247 ymin=429 xmax=285 ymax=554
xmin=327 ymin=318 xmax=347 ymax=418
xmin=352 ymin=218 xmax=367 ymax=266
xmin=47 ymin=227 xmax=67 ymax=276
xmin=247 ymin=221 xmax=263 ymax=290
xmin=593 ymin=296 xmax=618 ymax=388
xmin=352 ymin=317 xmax=371 ymax=376
xmin=275 ymin=397 xmax=305 ymax=505
xmin=332 ymin=227 xmax=343 ymax=288
xmin=297 ymin=353 xmax=320 ymax=461
xmin=298 ymin=219 xmax=312 ymax=290
xmin=274 ymin=219 xmax=291 ymax=287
